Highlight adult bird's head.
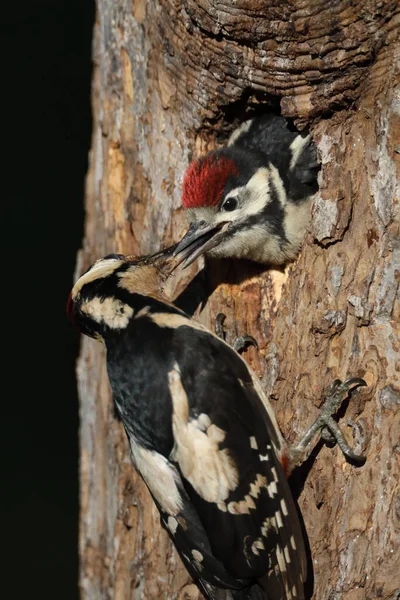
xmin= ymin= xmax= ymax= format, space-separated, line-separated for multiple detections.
xmin=67 ymin=245 xmax=188 ymax=341
xmin=174 ymin=114 xmax=320 ymax=267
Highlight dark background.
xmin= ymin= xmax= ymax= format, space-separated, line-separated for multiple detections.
xmin=2 ymin=2 xmax=95 ymax=597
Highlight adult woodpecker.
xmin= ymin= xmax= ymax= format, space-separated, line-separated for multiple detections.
xmin=68 ymin=247 xmax=365 ymax=600
xmin=174 ymin=114 xmax=320 ymax=267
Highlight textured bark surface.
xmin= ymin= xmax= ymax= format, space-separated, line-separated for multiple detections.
xmin=77 ymin=1 xmax=400 ymax=599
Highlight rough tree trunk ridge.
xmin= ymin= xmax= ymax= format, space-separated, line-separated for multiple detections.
xmin=76 ymin=2 xmax=400 ymax=599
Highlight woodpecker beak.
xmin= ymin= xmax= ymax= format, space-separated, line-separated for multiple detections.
xmin=173 ymin=221 xmax=230 ymax=268
xmin=138 ymin=242 xmax=202 ymax=276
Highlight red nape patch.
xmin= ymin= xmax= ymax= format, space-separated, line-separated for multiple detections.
xmin=66 ymin=292 xmax=75 ymax=322
xmin=182 ymin=153 xmax=239 ymax=208
xmin=280 ymin=448 xmax=291 ymax=477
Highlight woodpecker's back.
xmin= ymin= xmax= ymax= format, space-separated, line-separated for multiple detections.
xmin=228 ymin=114 xmax=319 ymax=202
xmin=68 ymin=252 xmax=307 ymax=600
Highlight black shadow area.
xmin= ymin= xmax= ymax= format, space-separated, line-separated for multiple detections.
xmin=1 ymin=2 xmax=94 ymax=598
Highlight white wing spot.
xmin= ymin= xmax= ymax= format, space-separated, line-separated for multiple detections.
xmin=271 ymin=467 xmax=279 ymax=482
xmin=261 ymin=517 xmax=273 ymax=537
xmin=251 ymin=539 xmax=265 ymax=555
xmin=249 ymin=474 xmax=268 ymax=499
xmin=168 ymin=363 xmax=239 ymax=503
xmin=275 ymin=545 xmax=287 ymax=575
xmin=167 ymin=516 xmax=178 ymax=535
xmin=292 ymin=584 xmax=298 ymax=597
xmin=259 ymin=453 xmax=269 ymax=462
xmin=250 ymin=436 xmax=258 ymax=450
xmin=228 ymin=494 xmax=256 ymax=515
xmin=280 ymin=498 xmax=288 ymax=516
xmin=227 ymin=473 xmax=267 ymax=515
xmin=290 ymin=535 xmax=297 ymax=550
xmin=284 ymin=545 xmax=291 ymax=564
xmin=275 ymin=510 xmax=283 ymax=528
xmin=191 ymin=550 xmax=204 ymax=562
xmin=268 ymin=481 xmax=278 ymax=498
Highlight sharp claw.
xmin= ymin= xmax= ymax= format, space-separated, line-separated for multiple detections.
xmin=232 ymin=335 xmax=258 ymax=354
xmin=214 ymin=314 xmax=258 ymax=354
xmin=215 ymin=313 xmax=227 ymax=340
xmin=291 ymin=376 xmax=368 ymax=467
xmin=324 ymin=417 xmax=367 ymax=465
xmin=242 ymin=335 xmax=259 ymax=350
xmin=341 ymin=377 xmax=367 ymax=391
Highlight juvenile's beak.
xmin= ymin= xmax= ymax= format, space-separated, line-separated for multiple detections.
xmin=172 ymin=221 xmax=230 ymax=268
xmin=136 ymin=241 xmax=202 ymax=277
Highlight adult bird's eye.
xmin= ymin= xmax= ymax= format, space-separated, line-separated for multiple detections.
xmin=221 ymin=197 xmax=238 ymax=212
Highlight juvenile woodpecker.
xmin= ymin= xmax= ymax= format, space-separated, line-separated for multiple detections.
xmin=68 ymin=248 xmax=365 ymax=600
xmin=174 ymin=114 xmax=320 ymax=267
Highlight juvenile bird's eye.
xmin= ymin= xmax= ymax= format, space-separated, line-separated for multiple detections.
xmin=221 ymin=197 xmax=238 ymax=212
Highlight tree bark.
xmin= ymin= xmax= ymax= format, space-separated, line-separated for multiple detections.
xmin=77 ymin=2 xmax=400 ymax=599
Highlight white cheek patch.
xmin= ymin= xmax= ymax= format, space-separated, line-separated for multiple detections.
xmin=80 ymin=296 xmax=133 ymax=329
xmin=129 ymin=437 xmax=184 ymax=516
xmin=213 ymin=168 xmax=272 ymax=226
xmin=209 ymin=224 xmax=282 ymax=263
xmin=243 ymin=168 xmax=272 ymax=214
xmin=168 ymin=363 xmax=239 ymax=504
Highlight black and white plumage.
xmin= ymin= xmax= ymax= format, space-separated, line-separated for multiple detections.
xmin=68 ymin=248 xmax=307 ymax=600
xmin=174 ymin=114 xmax=320 ymax=267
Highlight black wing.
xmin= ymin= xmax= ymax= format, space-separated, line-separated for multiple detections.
xmin=108 ymin=311 xmax=306 ymax=600
xmin=166 ymin=324 xmax=307 ymax=600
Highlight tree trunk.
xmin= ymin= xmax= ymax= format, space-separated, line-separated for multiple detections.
xmin=77 ymin=2 xmax=400 ymax=599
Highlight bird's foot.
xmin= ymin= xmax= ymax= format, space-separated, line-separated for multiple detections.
xmin=215 ymin=313 xmax=227 ymax=341
xmin=291 ymin=377 xmax=367 ymax=467
xmin=215 ymin=313 xmax=258 ymax=354
xmin=232 ymin=335 xmax=258 ymax=354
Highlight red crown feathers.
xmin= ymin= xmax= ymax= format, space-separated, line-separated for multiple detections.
xmin=182 ymin=153 xmax=239 ymax=209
